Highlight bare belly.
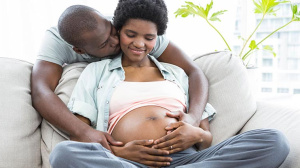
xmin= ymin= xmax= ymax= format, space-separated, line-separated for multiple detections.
xmin=111 ymin=106 xmax=177 ymax=144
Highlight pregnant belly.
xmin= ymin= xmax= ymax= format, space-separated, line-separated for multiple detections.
xmin=111 ymin=106 xmax=177 ymax=144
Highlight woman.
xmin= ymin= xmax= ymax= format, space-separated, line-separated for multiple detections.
xmin=50 ymin=0 xmax=289 ymax=168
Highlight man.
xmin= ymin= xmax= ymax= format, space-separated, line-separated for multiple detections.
xmin=31 ymin=5 xmax=208 ymax=167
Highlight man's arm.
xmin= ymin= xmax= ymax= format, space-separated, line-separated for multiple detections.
xmin=157 ymin=41 xmax=209 ymax=126
xmin=31 ymin=60 xmax=122 ymax=151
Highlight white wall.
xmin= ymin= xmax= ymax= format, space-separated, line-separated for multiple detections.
xmin=0 ymin=0 xmax=237 ymax=63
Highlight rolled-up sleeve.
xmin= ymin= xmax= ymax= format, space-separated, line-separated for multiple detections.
xmin=202 ymin=103 xmax=216 ymax=121
xmin=68 ymin=99 xmax=98 ymax=127
xmin=67 ymin=63 xmax=98 ymax=128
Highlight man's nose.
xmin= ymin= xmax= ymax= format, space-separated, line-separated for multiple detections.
xmin=109 ymin=35 xmax=119 ymax=47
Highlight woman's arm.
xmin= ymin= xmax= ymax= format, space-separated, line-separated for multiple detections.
xmin=194 ymin=118 xmax=212 ymax=150
xmin=153 ymin=118 xmax=212 ymax=153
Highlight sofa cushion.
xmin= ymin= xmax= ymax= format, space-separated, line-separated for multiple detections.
xmin=193 ymin=51 xmax=257 ymax=145
xmin=240 ymin=101 xmax=300 ymax=168
xmin=0 ymin=58 xmax=42 ymax=168
xmin=41 ymin=62 xmax=88 ymax=168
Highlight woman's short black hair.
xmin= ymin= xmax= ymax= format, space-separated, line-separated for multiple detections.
xmin=113 ymin=0 xmax=168 ymax=35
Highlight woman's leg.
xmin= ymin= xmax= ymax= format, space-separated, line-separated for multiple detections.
xmin=168 ymin=129 xmax=289 ymax=168
xmin=49 ymin=141 xmax=145 ymax=168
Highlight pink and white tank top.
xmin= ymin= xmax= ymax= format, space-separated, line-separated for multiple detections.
xmin=108 ymin=80 xmax=187 ymax=134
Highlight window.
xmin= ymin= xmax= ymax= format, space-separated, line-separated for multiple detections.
xmin=262 ymin=58 xmax=273 ymax=67
xmin=288 ymin=32 xmax=300 ymax=44
xmin=287 ymin=58 xmax=299 ymax=70
xmin=262 ymin=88 xmax=272 ymax=92
xmin=277 ymin=88 xmax=289 ymax=93
xmin=294 ymin=89 xmax=300 ymax=94
xmin=262 ymin=73 xmax=273 ymax=82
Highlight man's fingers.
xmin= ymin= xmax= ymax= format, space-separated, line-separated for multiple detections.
xmin=105 ymin=133 xmax=123 ymax=146
xmin=99 ymin=137 xmax=113 ymax=152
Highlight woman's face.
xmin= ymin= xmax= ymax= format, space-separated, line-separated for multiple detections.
xmin=119 ymin=19 xmax=157 ymax=65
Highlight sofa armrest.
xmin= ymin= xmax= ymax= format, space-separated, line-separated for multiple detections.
xmin=240 ymin=101 xmax=300 ymax=168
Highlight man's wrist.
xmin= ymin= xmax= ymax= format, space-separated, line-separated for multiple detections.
xmin=186 ymin=112 xmax=202 ymax=126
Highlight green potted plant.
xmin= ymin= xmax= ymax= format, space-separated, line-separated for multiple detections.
xmin=174 ymin=0 xmax=300 ymax=67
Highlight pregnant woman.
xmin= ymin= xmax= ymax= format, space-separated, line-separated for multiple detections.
xmin=50 ymin=0 xmax=289 ymax=168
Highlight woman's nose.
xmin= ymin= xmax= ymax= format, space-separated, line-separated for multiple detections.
xmin=133 ymin=40 xmax=145 ymax=48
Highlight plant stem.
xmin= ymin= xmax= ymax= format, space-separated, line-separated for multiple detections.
xmin=239 ymin=14 xmax=265 ymax=57
xmin=256 ymin=20 xmax=293 ymax=46
xmin=206 ymin=19 xmax=232 ymax=51
xmin=242 ymin=19 xmax=294 ymax=60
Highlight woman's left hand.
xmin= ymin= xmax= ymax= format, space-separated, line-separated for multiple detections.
xmin=165 ymin=111 xmax=200 ymax=127
xmin=152 ymin=121 xmax=206 ymax=154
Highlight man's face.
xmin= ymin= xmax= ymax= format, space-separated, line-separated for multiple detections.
xmin=78 ymin=13 xmax=121 ymax=58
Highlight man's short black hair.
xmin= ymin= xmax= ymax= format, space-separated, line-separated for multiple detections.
xmin=58 ymin=5 xmax=99 ymax=47
xmin=113 ymin=0 xmax=168 ymax=35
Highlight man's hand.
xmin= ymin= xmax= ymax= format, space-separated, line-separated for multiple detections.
xmin=111 ymin=140 xmax=172 ymax=167
xmin=70 ymin=128 xmax=123 ymax=152
xmin=153 ymin=121 xmax=206 ymax=154
xmin=166 ymin=111 xmax=200 ymax=127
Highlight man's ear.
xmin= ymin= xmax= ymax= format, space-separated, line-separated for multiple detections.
xmin=73 ymin=47 xmax=86 ymax=54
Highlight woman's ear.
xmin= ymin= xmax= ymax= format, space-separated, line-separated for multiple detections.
xmin=73 ymin=47 xmax=86 ymax=54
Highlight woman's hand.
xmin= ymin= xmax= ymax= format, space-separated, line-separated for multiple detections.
xmin=152 ymin=120 xmax=212 ymax=154
xmin=111 ymin=139 xmax=172 ymax=167
xmin=165 ymin=111 xmax=200 ymax=127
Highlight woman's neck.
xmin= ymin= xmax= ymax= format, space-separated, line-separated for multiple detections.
xmin=121 ymin=54 xmax=154 ymax=68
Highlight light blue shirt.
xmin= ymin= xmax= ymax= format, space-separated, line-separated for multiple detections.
xmin=68 ymin=53 xmax=216 ymax=132
xmin=37 ymin=27 xmax=169 ymax=66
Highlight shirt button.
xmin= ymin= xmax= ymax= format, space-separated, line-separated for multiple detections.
xmin=106 ymin=101 xmax=109 ymax=104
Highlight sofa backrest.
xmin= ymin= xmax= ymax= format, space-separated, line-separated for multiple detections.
xmin=0 ymin=58 xmax=42 ymax=168
xmin=193 ymin=51 xmax=257 ymax=145
xmin=39 ymin=62 xmax=88 ymax=168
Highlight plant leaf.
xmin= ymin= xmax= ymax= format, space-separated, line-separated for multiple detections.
xmin=249 ymin=40 xmax=258 ymax=50
xmin=205 ymin=0 xmax=214 ymax=16
xmin=209 ymin=10 xmax=227 ymax=21
xmin=263 ymin=45 xmax=276 ymax=57
xmin=174 ymin=1 xmax=208 ymax=19
xmin=253 ymin=0 xmax=289 ymax=16
xmin=292 ymin=3 xmax=298 ymax=14
xmin=291 ymin=4 xmax=300 ymax=21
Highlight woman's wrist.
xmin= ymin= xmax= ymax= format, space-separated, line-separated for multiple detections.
xmin=195 ymin=129 xmax=212 ymax=150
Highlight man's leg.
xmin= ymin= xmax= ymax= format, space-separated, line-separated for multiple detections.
xmin=167 ymin=129 xmax=289 ymax=168
xmin=49 ymin=141 xmax=145 ymax=168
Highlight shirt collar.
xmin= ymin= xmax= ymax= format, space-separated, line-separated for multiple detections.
xmin=108 ymin=52 xmax=123 ymax=71
xmin=108 ymin=53 xmax=171 ymax=76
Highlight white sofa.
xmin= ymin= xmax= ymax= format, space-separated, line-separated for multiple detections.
xmin=0 ymin=51 xmax=299 ymax=168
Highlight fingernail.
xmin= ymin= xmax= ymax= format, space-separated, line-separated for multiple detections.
xmin=148 ymin=139 xmax=153 ymax=142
